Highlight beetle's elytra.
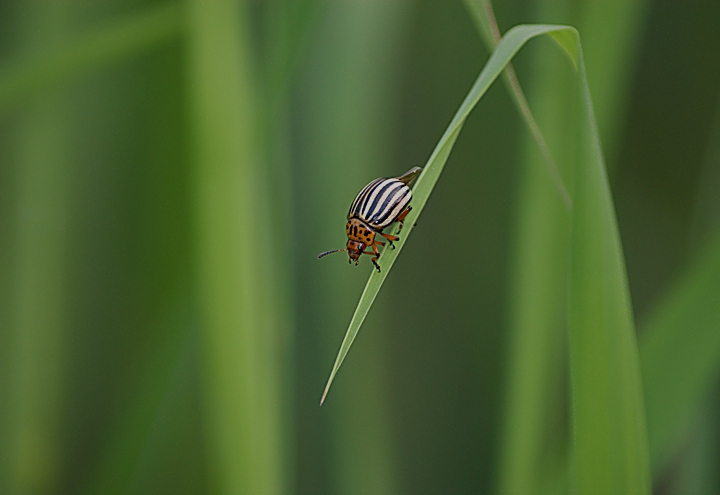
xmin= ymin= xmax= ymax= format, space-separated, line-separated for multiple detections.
xmin=318 ymin=166 xmax=422 ymax=272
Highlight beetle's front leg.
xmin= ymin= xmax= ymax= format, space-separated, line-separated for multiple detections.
xmin=366 ymin=242 xmax=382 ymax=272
xmin=361 ymin=250 xmax=381 ymax=271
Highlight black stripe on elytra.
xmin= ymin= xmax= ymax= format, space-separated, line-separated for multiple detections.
xmin=349 ymin=178 xmax=383 ymax=218
xmin=369 ymin=183 xmax=406 ymax=224
xmin=361 ymin=179 xmax=399 ymax=220
xmin=373 ymin=186 xmax=410 ymax=225
xmin=349 ymin=181 xmax=375 ymax=216
xmin=357 ymin=178 xmax=391 ymax=218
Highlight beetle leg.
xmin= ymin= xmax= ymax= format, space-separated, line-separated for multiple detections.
xmin=397 ymin=206 xmax=412 ymax=222
xmin=363 ymin=242 xmax=382 ymax=258
xmin=396 ymin=206 xmax=412 ymax=232
xmin=360 ymin=249 xmax=381 ymax=271
xmin=380 ymin=232 xmax=399 ymax=249
xmin=369 ymin=242 xmax=382 ymax=272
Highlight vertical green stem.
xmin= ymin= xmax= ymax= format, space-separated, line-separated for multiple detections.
xmin=487 ymin=0 xmax=651 ymax=490
xmin=496 ymin=5 xmax=575 ymax=495
xmin=298 ymin=1 xmax=410 ymax=492
xmin=5 ymin=2 xmax=70 ymax=492
xmin=577 ymin=0 xmax=650 ymax=168
xmin=186 ymin=1 xmax=286 ymax=493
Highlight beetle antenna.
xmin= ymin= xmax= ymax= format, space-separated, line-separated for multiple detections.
xmin=318 ymin=248 xmax=346 ymax=259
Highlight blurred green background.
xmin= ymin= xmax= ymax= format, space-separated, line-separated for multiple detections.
xmin=1 ymin=0 xmax=719 ymax=494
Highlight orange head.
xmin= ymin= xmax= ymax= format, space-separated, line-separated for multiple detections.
xmin=345 ymin=239 xmax=365 ymax=265
xmin=318 ymin=218 xmax=377 ymax=266
xmin=345 ymin=218 xmax=375 ymax=265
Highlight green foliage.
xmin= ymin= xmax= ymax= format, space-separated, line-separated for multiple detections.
xmin=320 ymin=23 xmax=651 ymax=494
xmin=568 ymin=37 xmax=649 ymax=492
xmin=0 ymin=4 xmax=182 ymax=113
xmin=1 ymin=1 xmax=720 ymax=494
xmin=641 ymin=229 xmax=720 ymax=471
xmin=186 ymin=1 xmax=286 ymax=493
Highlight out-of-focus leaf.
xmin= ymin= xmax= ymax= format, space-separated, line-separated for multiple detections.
xmin=462 ymin=0 xmax=571 ymax=208
xmin=577 ymin=0 xmax=650 ymax=166
xmin=301 ymin=2 xmax=411 ymax=493
xmin=480 ymin=6 xmax=577 ymax=495
xmin=81 ymin=293 xmax=197 ymax=495
xmin=0 ymin=3 xmax=181 ymax=114
xmin=640 ymin=228 xmax=720 ymax=472
xmin=4 ymin=4 xmax=71 ymax=492
xmin=186 ymin=1 xmax=286 ymax=493
xmin=480 ymin=0 xmax=650 ymax=490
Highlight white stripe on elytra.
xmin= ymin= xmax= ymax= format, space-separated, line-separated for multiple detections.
xmin=360 ymin=179 xmax=397 ymax=219
xmin=375 ymin=188 xmax=410 ymax=227
xmin=364 ymin=181 xmax=398 ymax=219
xmin=369 ymin=183 xmax=404 ymax=222
xmin=349 ymin=179 xmax=380 ymax=217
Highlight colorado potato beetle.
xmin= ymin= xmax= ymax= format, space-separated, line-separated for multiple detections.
xmin=318 ymin=166 xmax=422 ymax=272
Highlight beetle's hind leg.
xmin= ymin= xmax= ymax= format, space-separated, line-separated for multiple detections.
xmin=395 ymin=206 xmax=412 ymax=233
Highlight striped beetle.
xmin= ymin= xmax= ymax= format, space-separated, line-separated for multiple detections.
xmin=318 ymin=166 xmax=421 ymax=272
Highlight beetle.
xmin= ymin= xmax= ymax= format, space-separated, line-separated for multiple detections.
xmin=318 ymin=166 xmax=422 ymax=272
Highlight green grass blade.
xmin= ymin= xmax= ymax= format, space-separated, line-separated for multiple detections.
xmin=640 ymin=228 xmax=720 ymax=472
xmin=462 ymin=4 xmax=576 ymax=493
xmin=568 ymin=43 xmax=650 ymax=494
xmin=490 ymin=10 xmax=578 ymax=495
xmin=479 ymin=0 xmax=650 ymax=490
xmin=319 ymin=126 xmax=458 ymax=405
xmin=0 ymin=3 xmax=181 ymax=115
xmin=321 ymin=22 xmax=652 ymax=494
xmin=320 ymin=26 xmax=570 ymax=404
